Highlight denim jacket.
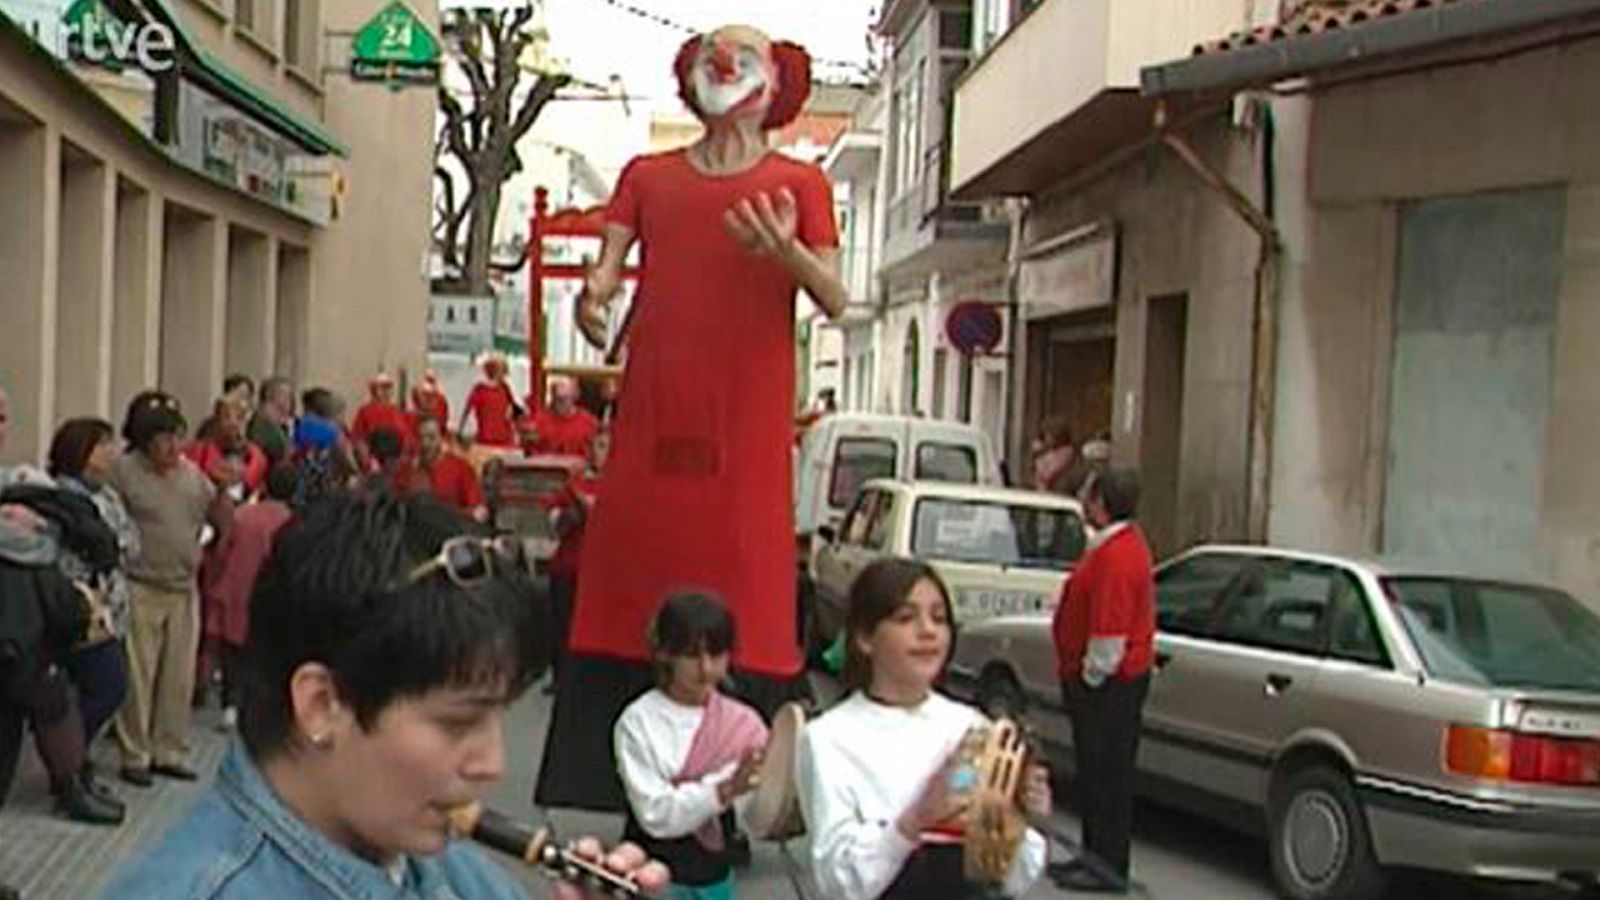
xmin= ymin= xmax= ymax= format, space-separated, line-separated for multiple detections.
xmin=102 ymin=741 xmax=530 ymax=900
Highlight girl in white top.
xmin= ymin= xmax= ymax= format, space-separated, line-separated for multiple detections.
xmin=614 ymin=592 xmax=768 ymax=900
xmin=797 ymin=558 xmax=1052 ymax=900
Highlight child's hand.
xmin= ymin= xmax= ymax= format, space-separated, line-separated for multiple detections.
xmin=717 ymin=746 xmax=764 ymax=806
xmin=897 ymin=751 xmax=970 ymax=840
xmin=1021 ymin=762 xmax=1052 ymax=821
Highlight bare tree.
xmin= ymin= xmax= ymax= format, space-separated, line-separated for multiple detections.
xmin=435 ymin=4 xmax=571 ymax=294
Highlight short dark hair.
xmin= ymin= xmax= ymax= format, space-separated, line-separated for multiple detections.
xmin=122 ymin=391 xmax=187 ymax=452
xmin=1089 ymin=466 xmax=1141 ymax=521
xmin=259 ymin=376 xmax=293 ymax=406
xmin=648 ymin=591 xmax=736 ymax=687
xmin=224 ymin=373 xmax=254 ymax=396
xmin=264 ymin=462 xmax=299 ymax=502
xmin=368 ymin=428 xmax=404 ymax=466
xmin=301 ymin=387 xmax=339 ymax=419
xmin=841 ymin=558 xmax=953 ymax=692
xmin=48 ymin=418 xmax=115 ymax=479
xmin=237 ymin=494 xmax=547 ymax=760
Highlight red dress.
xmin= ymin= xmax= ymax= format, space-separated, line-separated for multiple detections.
xmin=569 ymin=150 xmax=838 ymax=677
xmin=465 ymin=382 xmax=519 ymax=447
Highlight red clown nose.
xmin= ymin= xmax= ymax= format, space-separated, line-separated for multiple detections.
xmin=709 ymin=43 xmax=739 ymax=81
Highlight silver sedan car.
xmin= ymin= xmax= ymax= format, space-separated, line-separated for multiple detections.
xmin=947 ymin=545 xmax=1600 ymax=899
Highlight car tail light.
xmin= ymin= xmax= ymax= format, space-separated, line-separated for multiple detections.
xmin=1445 ymin=726 xmax=1600 ymax=786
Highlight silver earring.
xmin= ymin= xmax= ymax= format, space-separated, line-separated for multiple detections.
xmin=309 ymin=732 xmax=332 ymax=748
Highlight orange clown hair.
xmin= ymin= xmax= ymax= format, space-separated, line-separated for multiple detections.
xmin=673 ymin=33 xmax=812 ymax=130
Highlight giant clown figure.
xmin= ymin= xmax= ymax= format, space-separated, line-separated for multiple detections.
xmin=536 ymin=26 xmax=847 ymax=811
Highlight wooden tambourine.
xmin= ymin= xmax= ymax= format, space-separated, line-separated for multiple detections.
xmin=743 ymin=702 xmax=807 ymax=841
xmin=951 ymin=717 xmax=1030 ymax=883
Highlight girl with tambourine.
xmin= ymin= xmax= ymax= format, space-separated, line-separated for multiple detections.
xmin=796 ymin=559 xmax=1052 ymax=900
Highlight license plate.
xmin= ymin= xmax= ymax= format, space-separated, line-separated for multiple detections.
xmin=959 ymin=589 xmax=1047 ymax=618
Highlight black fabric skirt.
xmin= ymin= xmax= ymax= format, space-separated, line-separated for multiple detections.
xmin=533 ymin=653 xmax=812 ymax=812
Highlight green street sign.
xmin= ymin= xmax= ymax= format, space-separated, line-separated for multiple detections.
xmin=351 ymin=1 xmax=440 ymax=87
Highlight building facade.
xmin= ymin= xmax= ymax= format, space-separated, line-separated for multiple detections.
xmin=1146 ymin=0 xmax=1600 ymax=605
xmin=948 ymin=0 xmax=1273 ymax=555
xmin=0 ymin=0 xmax=436 ymax=463
xmin=874 ymin=0 xmax=1012 ymax=455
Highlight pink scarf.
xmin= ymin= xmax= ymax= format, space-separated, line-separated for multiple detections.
xmin=675 ymin=692 xmax=769 ymax=851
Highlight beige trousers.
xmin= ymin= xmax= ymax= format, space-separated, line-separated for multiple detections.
xmin=116 ymin=581 xmax=198 ymax=769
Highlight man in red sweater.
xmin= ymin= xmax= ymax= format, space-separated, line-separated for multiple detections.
xmin=1050 ymin=466 xmax=1155 ymax=894
xmin=520 ymin=376 xmax=599 ymax=458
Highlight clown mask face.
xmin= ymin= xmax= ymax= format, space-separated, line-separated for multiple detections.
xmin=691 ymin=35 xmax=776 ymax=121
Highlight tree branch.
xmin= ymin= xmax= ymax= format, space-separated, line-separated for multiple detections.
xmin=510 ymin=73 xmax=571 ymax=146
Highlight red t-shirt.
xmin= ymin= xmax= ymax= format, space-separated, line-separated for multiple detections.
xmin=526 ymin=407 xmax=600 ymax=457
xmin=466 ymin=382 xmax=518 ymax=447
xmin=412 ymin=393 xmax=450 ymax=434
xmin=400 ymin=453 xmax=483 ymax=512
xmin=1052 ymin=524 xmax=1156 ymax=681
xmin=351 ymin=401 xmax=414 ymax=448
xmin=186 ymin=439 xmax=268 ymax=497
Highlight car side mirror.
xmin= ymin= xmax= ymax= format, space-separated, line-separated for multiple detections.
xmin=818 ymin=523 xmax=838 ymax=544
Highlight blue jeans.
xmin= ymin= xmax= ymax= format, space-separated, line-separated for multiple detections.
xmin=64 ymin=640 xmax=129 ymax=747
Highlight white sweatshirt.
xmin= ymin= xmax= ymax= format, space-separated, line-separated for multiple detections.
xmin=614 ymin=689 xmax=743 ymax=840
xmin=795 ymin=691 xmax=1047 ymax=900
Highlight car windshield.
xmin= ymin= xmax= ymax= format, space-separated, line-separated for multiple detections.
xmin=912 ymin=498 xmax=1086 ymax=570
xmin=1383 ymin=577 xmax=1600 ymax=692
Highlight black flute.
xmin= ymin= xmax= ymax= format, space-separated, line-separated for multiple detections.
xmin=447 ymin=803 xmax=644 ymax=899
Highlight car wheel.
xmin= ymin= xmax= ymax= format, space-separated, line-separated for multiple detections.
xmin=976 ymin=668 xmax=1026 ymax=720
xmin=1268 ymin=765 xmax=1387 ymax=900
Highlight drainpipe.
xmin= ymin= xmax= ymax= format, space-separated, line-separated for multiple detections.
xmin=1154 ymin=100 xmax=1281 ymax=542
xmin=1002 ymin=196 xmax=1030 ymax=486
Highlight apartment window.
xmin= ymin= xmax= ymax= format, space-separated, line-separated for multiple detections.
xmin=284 ymin=0 xmax=320 ymax=73
xmin=237 ymin=0 xmax=256 ymax=31
xmin=939 ymin=8 xmax=973 ymax=50
xmin=974 ymin=0 xmax=1011 ymax=53
xmin=893 ymin=59 xmax=926 ymax=198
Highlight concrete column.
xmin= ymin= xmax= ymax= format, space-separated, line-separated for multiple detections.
xmin=160 ymin=209 xmax=227 ymax=420
xmin=112 ymin=184 xmax=164 ymax=417
xmin=56 ymin=149 xmax=116 ymax=420
xmin=274 ymin=242 xmax=312 ymax=385
xmin=225 ymin=228 xmax=277 ymax=380
xmin=0 ymin=122 xmax=60 ymax=464
xmin=1541 ymin=183 xmax=1600 ymax=604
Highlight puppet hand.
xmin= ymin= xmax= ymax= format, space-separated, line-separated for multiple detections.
xmin=724 ymin=188 xmax=800 ymax=261
xmin=577 ymin=266 xmax=621 ymax=350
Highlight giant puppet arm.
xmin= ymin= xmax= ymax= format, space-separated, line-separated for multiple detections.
xmin=577 ymin=222 xmax=637 ymax=350
xmin=725 ymin=188 xmax=847 ymax=320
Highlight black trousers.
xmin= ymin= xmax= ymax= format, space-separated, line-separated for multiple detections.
xmin=1064 ymin=673 xmax=1150 ymax=880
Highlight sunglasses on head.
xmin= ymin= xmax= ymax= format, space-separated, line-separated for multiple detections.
xmin=402 ymin=536 xmax=530 ymax=589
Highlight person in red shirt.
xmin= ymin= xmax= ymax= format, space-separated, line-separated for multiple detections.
xmin=544 ymin=428 xmax=610 ymax=692
xmin=460 ymin=355 xmax=519 ymax=448
xmin=409 ymin=370 xmax=450 ymax=437
xmin=520 ymin=376 xmax=600 ymax=457
xmin=201 ymin=463 xmax=296 ymax=730
xmin=186 ymin=397 xmax=266 ymax=500
xmin=1049 ymin=466 xmax=1155 ymax=893
xmin=350 ymin=373 xmax=412 ymax=458
xmin=400 ymin=418 xmax=487 ymax=522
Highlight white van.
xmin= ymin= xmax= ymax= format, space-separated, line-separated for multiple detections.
xmin=794 ymin=413 xmax=1002 ymax=552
